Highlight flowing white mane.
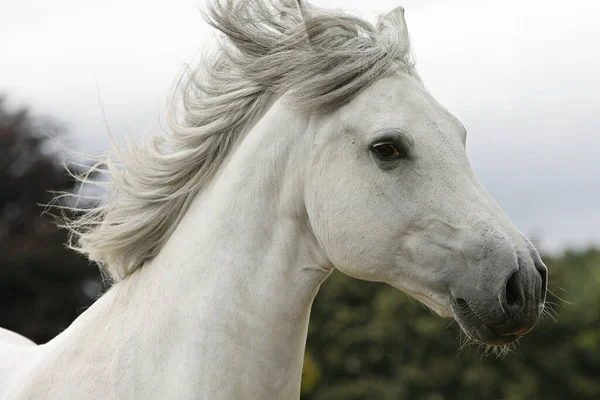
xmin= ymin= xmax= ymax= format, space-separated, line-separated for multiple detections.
xmin=65 ymin=0 xmax=418 ymax=283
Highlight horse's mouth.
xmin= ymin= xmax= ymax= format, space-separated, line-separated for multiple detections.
xmin=450 ymin=296 xmax=519 ymax=346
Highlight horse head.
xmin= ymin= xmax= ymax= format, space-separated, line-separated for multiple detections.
xmin=303 ymin=8 xmax=547 ymax=346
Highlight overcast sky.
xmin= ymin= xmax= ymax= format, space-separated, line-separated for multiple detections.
xmin=1 ymin=0 xmax=599 ymax=253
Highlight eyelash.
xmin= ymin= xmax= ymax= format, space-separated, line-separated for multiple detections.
xmin=370 ymin=141 xmax=407 ymax=160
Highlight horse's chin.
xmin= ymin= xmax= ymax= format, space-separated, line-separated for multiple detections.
xmin=460 ymin=324 xmax=520 ymax=346
xmin=401 ymin=291 xmax=519 ymax=345
xmin=451 ymin=306 xmax=520 ymax=346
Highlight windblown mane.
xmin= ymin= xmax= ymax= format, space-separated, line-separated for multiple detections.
xmin=64 ymin=0 xmax=418 ymax=282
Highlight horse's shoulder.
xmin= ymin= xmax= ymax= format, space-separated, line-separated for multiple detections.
xmin=0 ymin=327 xmax=35 ymax=347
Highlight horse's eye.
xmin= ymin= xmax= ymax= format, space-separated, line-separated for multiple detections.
xmin=371 ymin=142 xmax=404 ymax=160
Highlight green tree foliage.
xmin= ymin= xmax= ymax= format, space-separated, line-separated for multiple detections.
xmin=302 ymin=249 xmax=600 ymax=399
xmin=0 ymin=97 xmax=102 ymax=344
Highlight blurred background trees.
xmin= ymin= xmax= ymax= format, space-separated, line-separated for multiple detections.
xmin=1 ymin=96 xmax=598 ymax=398
xmin=301 ymin=249 xmax=600 ymax=399
xmin=0 ymin=97 xmax=102 ymax=344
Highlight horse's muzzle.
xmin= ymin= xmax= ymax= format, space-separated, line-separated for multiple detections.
xmin=450 ymin=253 xmax=548 ymax=346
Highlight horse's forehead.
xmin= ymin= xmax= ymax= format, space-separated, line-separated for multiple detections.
xmin=337 ymin=73 xmax=466 ymax=142
xmin=339 ymin=73 xmax=441 ymax=130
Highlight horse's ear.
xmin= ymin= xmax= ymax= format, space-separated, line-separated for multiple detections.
xmin=294 ymin=0 xmax=361 ymax=46
xmin=294 ymin=0 xmax=309 ymax=25
xmin=295 ymin=0 xmax=315 ymax=45
xmin=377 ymin=6 xmax=409 ymax=54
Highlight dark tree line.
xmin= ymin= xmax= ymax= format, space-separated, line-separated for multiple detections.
xmin=302 ymin=248 xmax=600 ymax=399
xmin=0 ymin=97 xmax=102 ymax=344
xmin=1 ymin=97 xmax=598 ymax=398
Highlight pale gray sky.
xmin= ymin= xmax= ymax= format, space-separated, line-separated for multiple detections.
xmin=1 ymin=0 xmax=599 ymax=252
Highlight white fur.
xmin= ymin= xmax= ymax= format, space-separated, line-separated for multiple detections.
xmin=0 ymin=1 xmax=545 ymax=398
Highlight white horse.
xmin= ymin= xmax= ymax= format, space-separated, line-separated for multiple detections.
xmin=0 ymin=1 xmax=548 ymax=398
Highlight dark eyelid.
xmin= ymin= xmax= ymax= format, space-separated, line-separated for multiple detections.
xmin=370 ymin=129 xmax=414 ymax=155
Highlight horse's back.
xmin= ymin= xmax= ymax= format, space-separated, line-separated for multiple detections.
xmin=0 ymin=327 xmax=35 ymax=347
xmin=0 ymin=328 xmax=39 ymax=399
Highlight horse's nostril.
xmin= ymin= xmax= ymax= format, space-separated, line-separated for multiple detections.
xmin=505 ymin=270 xmax=522 ymax=307
xmin=538 ymin=266 xmax=548 ymax=303
xmin=538 ymin=265 xmax=548 ymax=294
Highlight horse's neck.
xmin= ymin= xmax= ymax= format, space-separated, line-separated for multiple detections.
xmin=40 ymin=103 xmax=332 ymax=398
